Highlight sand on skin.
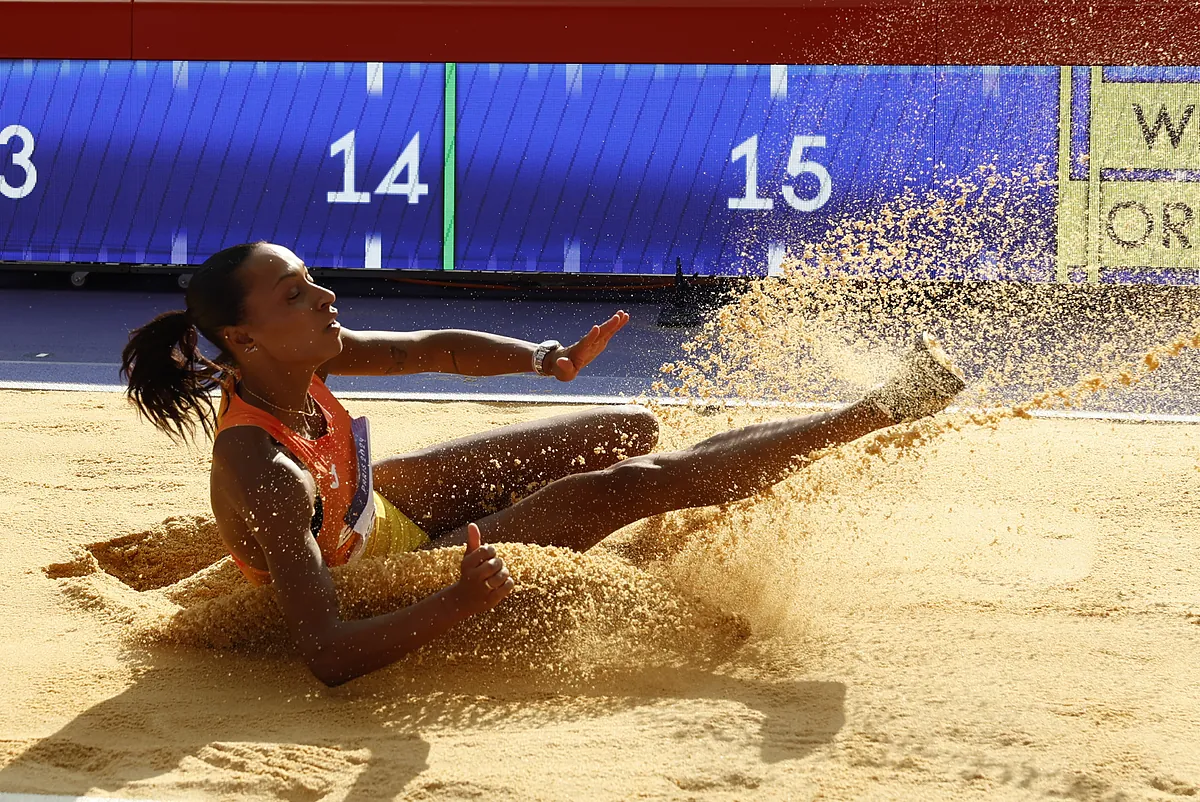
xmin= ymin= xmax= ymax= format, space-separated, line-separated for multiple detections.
xmin=0 ymin=389 xmax=1198 ymax=801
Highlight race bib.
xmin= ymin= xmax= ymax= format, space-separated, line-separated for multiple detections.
xmin=338 ymin=415 xmax=376 ymax=556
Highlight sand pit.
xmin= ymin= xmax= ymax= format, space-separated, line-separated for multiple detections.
xmin=2 ymin=384 xmax=1199 ymax=801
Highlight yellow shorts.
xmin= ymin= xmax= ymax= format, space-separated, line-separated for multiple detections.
xmin=361 ymin=490 xmax=430 ymax=558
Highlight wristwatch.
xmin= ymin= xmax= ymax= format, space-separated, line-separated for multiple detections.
xmin=533 ymin=340 xmax=562 ymax=376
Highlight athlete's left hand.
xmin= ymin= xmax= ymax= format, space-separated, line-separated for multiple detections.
xmin=550 ymin=310 xmax=630 ymax=382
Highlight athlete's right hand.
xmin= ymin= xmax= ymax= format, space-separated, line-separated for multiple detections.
xmin=451 ymin=522 xmax=514 ymax=616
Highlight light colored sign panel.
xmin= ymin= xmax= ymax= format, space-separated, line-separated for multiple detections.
xmin=1099 ymin=182 xmax=1200 ymax=268
xmin=1095 ymin=82 xmax=1200 ymax=170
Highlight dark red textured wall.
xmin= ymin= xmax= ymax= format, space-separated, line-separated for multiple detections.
xmin=2 ymin=0 xmax=1199 ymax=64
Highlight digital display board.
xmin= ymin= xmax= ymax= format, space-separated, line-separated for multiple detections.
xmin=2 ymin=61 xmax=1198 ymax=280
xmin=454 ymin=65 xmax=1056 ymax=277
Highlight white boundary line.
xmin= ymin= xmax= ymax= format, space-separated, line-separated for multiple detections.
xmin=0 ymin=360 xmax=119 ymax=367
xmin=0 ymin=381 xmax=127 ymax=393
xmin=1 ymin=379 xmax=1198 ymax=423
xmin=1011 ymin=408 xmax=1200 ymax=424
xmin=0 ymin=794 xmax=148 ymax=802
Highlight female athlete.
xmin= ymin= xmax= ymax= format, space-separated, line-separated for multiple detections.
xmin=121 ymin=241 xmax=965 ymax=686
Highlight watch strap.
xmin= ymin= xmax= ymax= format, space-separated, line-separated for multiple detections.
xmin=533 ymin=340 xmax=562 ymax=376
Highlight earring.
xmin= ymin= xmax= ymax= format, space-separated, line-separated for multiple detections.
xmin=245 ymin=344 xmax=258 ymax=353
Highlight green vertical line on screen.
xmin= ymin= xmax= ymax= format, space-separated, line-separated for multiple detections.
xmin=443 ymin=63 xmax=457 ymax=271
xmin=1086 ymin=65 xmax=1102 ymax=283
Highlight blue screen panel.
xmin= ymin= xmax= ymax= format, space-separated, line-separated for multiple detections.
xmin=455 ymin=64 xmax=1058 ymax=276
xmin=0 ymin=60 xmax=444 ymax=269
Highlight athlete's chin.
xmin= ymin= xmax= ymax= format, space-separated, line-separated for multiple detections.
xmin=302 ymin=328 xmax=344 ymax=366
xmin=320 ymin=334 xmax=343 ymax=359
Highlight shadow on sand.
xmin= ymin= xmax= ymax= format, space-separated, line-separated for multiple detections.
xmin=0 ymin=644 xmax=845 ymax=799
xmin=9 ymin=515 xmax=846 ymax=799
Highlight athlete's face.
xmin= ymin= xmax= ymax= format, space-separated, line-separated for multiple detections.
xmin=225 ymin=244 xmax=343 ymax=368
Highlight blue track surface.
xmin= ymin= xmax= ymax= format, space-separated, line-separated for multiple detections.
xmin=5 ymin=286 xmax=1200 ymax=421
xmin=0 ymin=288 xmax=692 ymax=399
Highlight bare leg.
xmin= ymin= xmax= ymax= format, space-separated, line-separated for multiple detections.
xmin=373 ymin=405 xmax=658 ymax=535
xmin=427 ymin=399 xmax=893 ymax=551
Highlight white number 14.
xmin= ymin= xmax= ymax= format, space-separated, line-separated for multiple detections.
xmin=328 ymin=130 xmax=428 ymax=205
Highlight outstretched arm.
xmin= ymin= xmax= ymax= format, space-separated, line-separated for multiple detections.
xmin=318 ymin=311 xmax=630 ymax=381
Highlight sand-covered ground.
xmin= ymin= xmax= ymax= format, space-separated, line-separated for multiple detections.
xmin=1 ymin=387 xmax=1198 ymax=801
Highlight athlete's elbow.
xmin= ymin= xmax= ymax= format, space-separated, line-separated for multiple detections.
xmin=307 ymin=644 xmax=414 ymax=687
xmin=310 ymin=661 xmax=353 ymax=688
xmin=305 ymin=644 xmax=359 ymax=687
xmin=295 ymin=625 xmax=358 ymax=687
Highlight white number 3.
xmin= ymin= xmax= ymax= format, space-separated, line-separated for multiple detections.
xmin=782 ymin=135 xmax=831 ymax=212
xmin=1 ymin=124 xmax=38 ymax=200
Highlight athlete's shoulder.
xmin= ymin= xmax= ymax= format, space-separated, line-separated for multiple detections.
xmin=213 ymin=423 xmax=279 ymax=465
xmin=212 ymin=426 xmax=313 ymax=497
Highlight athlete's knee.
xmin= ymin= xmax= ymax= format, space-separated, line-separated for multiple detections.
xmin=615 ymin=450 xmax=753 ymax=509
xmin=593 ymin=453 xmax=676 ymax=518
xmin=610 ymin=405 xmax=659 ymax=455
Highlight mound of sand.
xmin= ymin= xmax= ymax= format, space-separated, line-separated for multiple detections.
xmin=47 ymin=519 xmax=751 ymax=677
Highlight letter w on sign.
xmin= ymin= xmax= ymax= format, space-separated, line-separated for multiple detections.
xmin=1134 ymin=103 xmax=1195 ymax=149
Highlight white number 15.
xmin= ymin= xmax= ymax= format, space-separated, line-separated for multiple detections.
xmin=728 ymin=134 xmax=831 ymax=213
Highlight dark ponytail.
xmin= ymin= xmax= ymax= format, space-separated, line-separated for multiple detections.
xmin=121 ymin=240 xmax=267 ymax=442
xmin=121 ymin=310 xmax=221 ymax=442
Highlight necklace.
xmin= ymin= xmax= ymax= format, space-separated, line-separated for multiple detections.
xmin=238 ymin=380 xmax=318 ymax=418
